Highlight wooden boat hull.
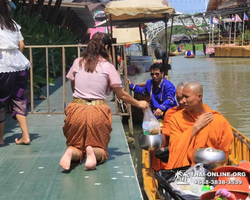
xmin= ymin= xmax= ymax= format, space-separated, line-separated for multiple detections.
xmin=185 ymin=55 xmax=195 ymax=58
xmin=142 ymin=127 xmax=250 ymax=200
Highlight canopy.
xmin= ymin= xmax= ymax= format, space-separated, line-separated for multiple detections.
xmin=112 ymin=28 xmax=146 ymax=44
xmin=104 ymin=0 xmax=175 ymax=23
xmin=222 ymin=18 xmax=233 ymax=22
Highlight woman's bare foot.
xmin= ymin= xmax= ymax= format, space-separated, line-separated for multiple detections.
xmin=85 ymin=146 xmax=97 ymax=170
xmin=15 ymin=137 xmax=30 ymax=145
xmin=60 ymin=148 xmax=73 ymax=170
xmin=0 ymin=139 xmax=4 ymax=145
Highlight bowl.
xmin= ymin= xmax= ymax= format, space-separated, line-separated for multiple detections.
xmin=138 ymin=132 xmax=163 ymax=151
xmin=193 ymin=147 xmax=226 ymax=170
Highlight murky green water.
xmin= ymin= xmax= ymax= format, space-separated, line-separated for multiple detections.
xmin=124 ymin=55 xmax=250 ymax=194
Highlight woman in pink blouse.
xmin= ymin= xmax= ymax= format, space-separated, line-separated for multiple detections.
xmin=60 ymin=32 xmax=149 ymax=171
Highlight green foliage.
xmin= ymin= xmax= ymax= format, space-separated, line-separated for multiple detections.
xmin=237 ymin=30 xmax=250 ymax=45
xmin=170 ymin=43 xmax=203 ymax=52
xmin=170 ymin=44 xmax=177 ymax=52
xmin=12 ymin=5 xmax=78 ymax=94
xmin=172 ymin=26 xmax=186 ymax=35
xmin=181 ymin=43 xmax=204 ymax=51
xmin=244 ymin=30 xmax=250 ymax=41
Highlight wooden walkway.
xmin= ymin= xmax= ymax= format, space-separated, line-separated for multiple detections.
xmin=0 ymin=78 xmax=143 ymax=200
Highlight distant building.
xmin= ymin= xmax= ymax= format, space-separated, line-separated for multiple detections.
xmin=207 ymin=0 xmax=250 ymax=28
xmin=171 ymin=34 xmax=192 ymax=45
xmin=207 ymin=0 xmax=250 ymax=11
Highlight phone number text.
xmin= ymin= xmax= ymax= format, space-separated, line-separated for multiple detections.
xmin=194 ymin=180 xmax=242 ymax=185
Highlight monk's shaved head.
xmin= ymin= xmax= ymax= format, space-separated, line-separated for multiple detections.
xmin=176 ymin=81 xmax=188 ymax=108
xmin=176 ymin=81 xmax=188 ymax=90
xmin=182 ymin=81 xmax=203 ymax=112
xmin=184 ymin=82 xmax=203 ymax=95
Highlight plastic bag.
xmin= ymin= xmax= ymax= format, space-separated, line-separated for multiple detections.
xmin=173 ymin=163 xmax=206 ymax=196
xmin=155 ymin=166 xmax=201 ymax=200
xmin=142 ymin=108 xmax=161 ymax=135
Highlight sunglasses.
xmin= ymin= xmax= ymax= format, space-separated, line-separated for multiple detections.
xmin=150 ymin=72 xmax=161 ymax=76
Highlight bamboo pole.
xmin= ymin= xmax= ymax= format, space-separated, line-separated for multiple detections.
xmin=234 ymin=21 xmax=236 ymax=45
xmin=229 ymin=22 xmax=231 ymax=44
xmin=123 ymin=45 xmax=133 ymax=137
xmin=29 ymin=48 xmax=34 ymax=113
xmin=62 ymin=47 xmax=66 ymax=110
xmin=209 ymin=23 xmax=211 ymax=47
xmin=139 ymin=23 xmax=144 ymax=56
xmin=112 ymin=45 xmax=118 ymax=115
xmin=212 ymin=24 xmax=214 ymax=47
xmin=46 ymin=47 xmax=50 ymax=113
xmin=77 ymin=46 xmax=81 ymax=58
xmin=242 ymin=19 xmax=245 ymax=46
xmin=218 ymin=23 xmax=220 ymax=45
xmin=25 ymin=44 xmax=88 ymax=48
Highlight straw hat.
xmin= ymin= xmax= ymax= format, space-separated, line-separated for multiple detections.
xmin=201 ymin=174 xmax=250 ymax=200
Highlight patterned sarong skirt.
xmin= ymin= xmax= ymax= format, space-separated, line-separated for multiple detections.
xmin=63 ymin=99 xmax=112 ymax=163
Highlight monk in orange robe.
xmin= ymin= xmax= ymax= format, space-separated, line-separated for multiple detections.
xmin=151 ymin=81 xmax=188 ymax=171
xmin=166 ymin=82 xmax=233 ymax=170
xmin=161 ymin=81 xmax=188 ymax=137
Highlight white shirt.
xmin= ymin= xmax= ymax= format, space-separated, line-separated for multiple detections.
xmin=0 ymin=20 xmax=30 ymax=73
xmin=0 ymin=21 xmax=24 ymax=50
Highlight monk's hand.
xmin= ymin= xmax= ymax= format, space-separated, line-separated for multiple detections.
xmin=194 ymin=112 xmax=214 ymax=131
xmin=138 ymin=101 xmax=149 ymax=109
xmin=154 ymin=108 xmax=163 ymax=117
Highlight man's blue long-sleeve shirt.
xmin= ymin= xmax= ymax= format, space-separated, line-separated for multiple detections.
xmin=130 ymin=79 xmax=177 ymax=118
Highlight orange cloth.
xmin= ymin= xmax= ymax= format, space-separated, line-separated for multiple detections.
xmin=167 ymin=105 xmax=233 ymax=170
xmin=150 ymin=106 xmax=181 ymax=171
xmin=162 ymin=106 xmax=182 ymax=137
xmin=150 ymin=150 xmax=168 ymax=172
xmin=63 ymin=101 xmax=112 ymax=164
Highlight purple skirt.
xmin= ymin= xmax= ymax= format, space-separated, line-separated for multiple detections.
xmin=0 ymin=69 xmax=28 ymax=121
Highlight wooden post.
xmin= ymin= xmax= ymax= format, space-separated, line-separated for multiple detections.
xmin=139 ymin=23 xmax=144 ymax=56
xmin=164 ymin=14 xmax=169 ymax=79
xmin=26 ymin=0 xmax=34 ymax=15
xmin=62 ymin=47 xmax=66 ymax=110
xmin=69 ymin=14 xmax=78 ymax=31
xmin=168 ymin=15 xmax=174 ymax=56
xmin=112 ymin=45 xmax=118 ymax=115
xmin=29 ymin=48 xmax=34 ymax=113
xmin=64 ymin=10 xmax=74 ymax=29
xmin=37 ymin=0 xmax=45 ymax=15
xmin=46 ymin=47 xmax=50 ymax=113
xmin=123 ymin=45 xmax=133 ymax=137
xmin=60 ymin=8 xmax=71 ymax=28
xmin=43 ymin=0 xmax=53 ymax=21
xmin=51 ymin=0 xmax=62 ymax=24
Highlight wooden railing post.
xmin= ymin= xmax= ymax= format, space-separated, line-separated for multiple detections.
xmin=62 ymin=47 xmax=66 ymax=110
xmin=46 ymin=47 xmax=50 ymax=113
xmin=29 ymin=47 xmax=34 ymax=113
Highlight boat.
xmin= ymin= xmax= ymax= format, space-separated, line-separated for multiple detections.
xmin=185 ymin=54 xmax=195 ymax=58
xmin=142 ymin=126 xmax=250 ymax=200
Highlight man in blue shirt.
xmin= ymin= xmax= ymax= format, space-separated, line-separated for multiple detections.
xmin=128 ymin=63 xmax=177 ymax=119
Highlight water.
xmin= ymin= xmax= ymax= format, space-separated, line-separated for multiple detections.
xmin=123 ymin=55 xmax=250 ymax=197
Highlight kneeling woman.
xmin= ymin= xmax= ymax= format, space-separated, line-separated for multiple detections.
xmin=60 ymin=32 xmax=149 ymax=171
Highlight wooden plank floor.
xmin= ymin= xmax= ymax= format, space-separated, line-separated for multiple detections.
xmin=0 ymin=79 xmax=143 ymax=200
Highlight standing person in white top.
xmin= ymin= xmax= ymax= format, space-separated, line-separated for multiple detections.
xmin=0 ymin=0 xmax=31 ymax=145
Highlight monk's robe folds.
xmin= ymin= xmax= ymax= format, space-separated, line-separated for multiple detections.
xmin=151 ymin=106 xmax=181 ymax=171
xmin=162 ymin=106 xmax=182 ymax=137
xmin=167 ymin=105 xmax=233 ymax=170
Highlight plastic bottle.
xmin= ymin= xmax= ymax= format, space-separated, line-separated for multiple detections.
xmin=142 ymin=121 xmax=150 ymax=135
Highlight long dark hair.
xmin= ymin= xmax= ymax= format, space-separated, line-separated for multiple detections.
xmin=0 ymin=0 xmax=17 ymax=31
xmin=79 ymin=32 xmax=111 ymax=73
